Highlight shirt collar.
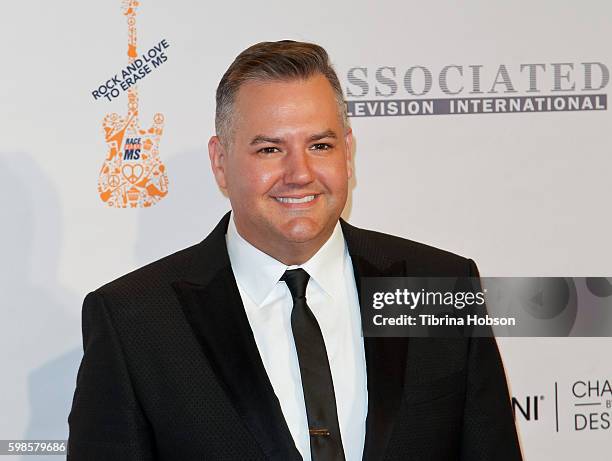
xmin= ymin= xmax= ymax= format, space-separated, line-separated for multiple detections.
xmin=301 ymin=221 xmax=346 ymax=300
xmin=225 ymin=212 xmax=347 ymax=307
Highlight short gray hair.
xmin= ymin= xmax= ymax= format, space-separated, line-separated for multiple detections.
xmin=215 ymin=40 xmax=348 ymax=143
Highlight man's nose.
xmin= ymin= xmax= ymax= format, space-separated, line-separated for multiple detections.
xmin=283 ymin=149 xmax=314 ymax=185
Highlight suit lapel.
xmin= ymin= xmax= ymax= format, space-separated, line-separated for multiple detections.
xmin=341 ymin=220 xmax=410 ymax=461
xmin=172 ymin=214 xmax=409 ymax=461
xmin=172 ymin=212 xmax=301 ymax=461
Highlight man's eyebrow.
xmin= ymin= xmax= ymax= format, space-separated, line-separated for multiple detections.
xmin=250 ymin=135 xmax=283 ymax=145
xmin=307 ymin=130 xmax=338 ymax=142
xmin=249 ymin=130 xmax=338 ymax=146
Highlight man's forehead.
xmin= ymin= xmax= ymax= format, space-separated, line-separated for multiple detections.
xmin=226 ymin=74 xmax=346 ymax=145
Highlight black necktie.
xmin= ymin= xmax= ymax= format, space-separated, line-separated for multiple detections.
xmin=281 ymin=269 xmax=345 ymax=461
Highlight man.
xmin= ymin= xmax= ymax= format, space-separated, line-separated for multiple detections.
xmin=68 ymin=41 xmax=522 ymax=460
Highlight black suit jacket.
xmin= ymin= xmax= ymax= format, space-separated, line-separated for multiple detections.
xmin=68 ymin=212 xmax=522 ymax=460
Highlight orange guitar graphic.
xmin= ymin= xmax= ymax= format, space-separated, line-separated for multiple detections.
xmin=98 ymin=0 xmax=168 ymax=208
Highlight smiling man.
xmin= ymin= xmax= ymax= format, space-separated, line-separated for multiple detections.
xmin=68 ymin=41 xmax=523 ymax=460
xmin=209 ymin=69 xmax=352 ymax=265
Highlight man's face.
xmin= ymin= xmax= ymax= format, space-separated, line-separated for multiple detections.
xmin=209 ymin=73 xmax=353 ymax=262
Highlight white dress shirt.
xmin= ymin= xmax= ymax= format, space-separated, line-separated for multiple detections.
xmin=225 ymin=213 xmax=368 ymax=461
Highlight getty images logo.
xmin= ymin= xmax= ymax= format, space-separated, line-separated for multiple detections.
xmin=344 ymin=62 xmax=609 ymax=117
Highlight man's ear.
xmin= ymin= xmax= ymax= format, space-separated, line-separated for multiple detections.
xmin=208 ymin=136 xmax=228 ymax=189
xmin=344 ymin=127 xmax=354 ymax=180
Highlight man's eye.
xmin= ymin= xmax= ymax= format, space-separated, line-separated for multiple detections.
xmin=310 ymin=143 xmax=332 ymax=151
xmin=258 ymin=146 xmax=280 ymax=154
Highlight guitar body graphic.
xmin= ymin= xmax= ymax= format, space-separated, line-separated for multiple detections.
xmin=98 ymin=0 xmax=168 ymax=208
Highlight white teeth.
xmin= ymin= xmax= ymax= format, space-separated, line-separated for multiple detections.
xmin=275 ymin=195 xmax=316 ymax=204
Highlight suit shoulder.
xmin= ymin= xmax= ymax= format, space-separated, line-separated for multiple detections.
xmin=93 ymin=241 xmax=200 ymax=301
xmin=343 ymin=221 xmax=476 ymax=276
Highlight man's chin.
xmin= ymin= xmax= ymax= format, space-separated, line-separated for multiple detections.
xmin=278 ymin=218 xmax=327 ymax=244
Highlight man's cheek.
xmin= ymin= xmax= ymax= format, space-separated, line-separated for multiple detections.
xmin=258 ymin=173 xmax=277 ymax=187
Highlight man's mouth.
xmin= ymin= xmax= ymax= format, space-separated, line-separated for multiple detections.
xmin=274 ymin=194 xmax=318 ymax=204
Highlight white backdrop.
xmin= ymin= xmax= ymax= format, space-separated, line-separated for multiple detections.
xmin=1 ymin=1 xmax=611 ymax=459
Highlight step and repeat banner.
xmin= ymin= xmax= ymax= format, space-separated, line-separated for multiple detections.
xmin=1 ymin=0 xmax=611 ymax=459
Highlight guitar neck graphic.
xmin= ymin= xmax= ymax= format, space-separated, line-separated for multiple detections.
xmin=98 ymin=0 xmax=168 ymax=208
xmin=125 ymin=0 xmax=140 ymax=119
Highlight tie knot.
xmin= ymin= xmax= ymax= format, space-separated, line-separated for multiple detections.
xmin=281 ymin=268 xmax=310 ymax=300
